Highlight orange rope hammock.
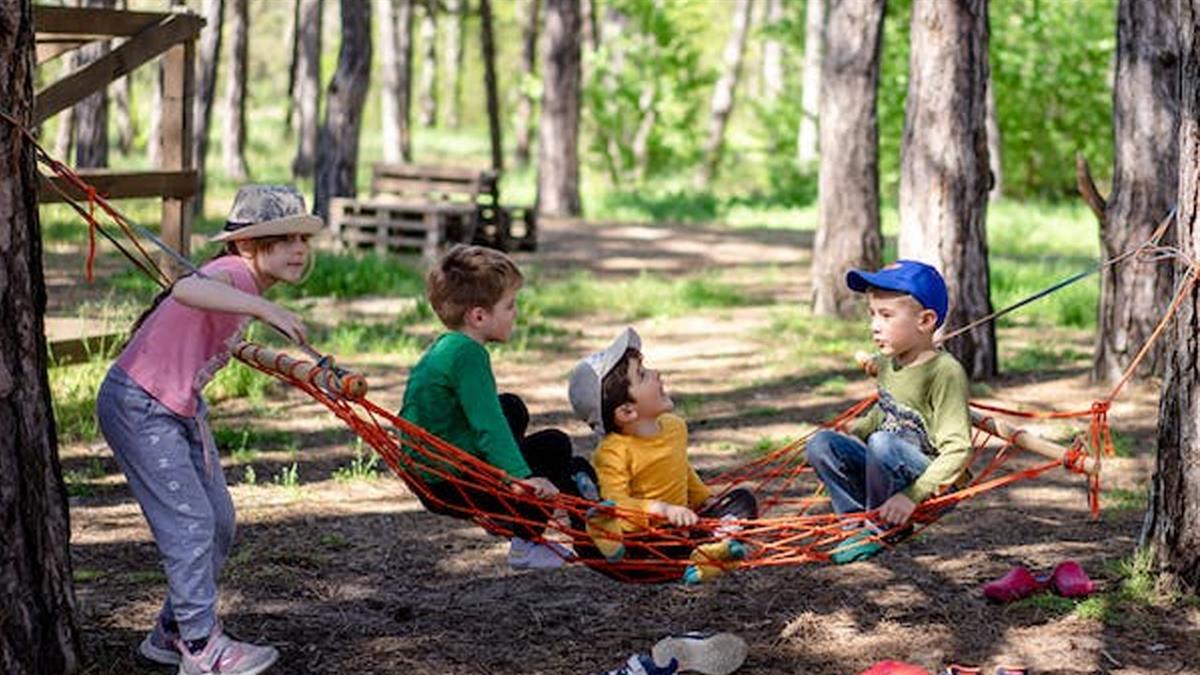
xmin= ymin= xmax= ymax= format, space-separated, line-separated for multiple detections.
xmin=10 ymin=110 xmax=1199 ymax=584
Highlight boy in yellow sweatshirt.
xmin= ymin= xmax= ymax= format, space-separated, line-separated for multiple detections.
xmin=568 ymin=327 xmax=757 ymax=583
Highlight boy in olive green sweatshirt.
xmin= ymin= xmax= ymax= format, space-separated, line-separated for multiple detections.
xmin=401 ymin=245 xmax=592 ymax=570
xmin=806 ymin=260 xmax=973 ymax=563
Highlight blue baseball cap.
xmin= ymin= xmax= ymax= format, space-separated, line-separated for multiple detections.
xmin=846 ymin=260 xmax=949 ymax=327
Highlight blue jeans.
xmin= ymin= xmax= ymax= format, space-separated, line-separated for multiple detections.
xmin=805 ymin=429 xmax=931 ymax=516
xmin=96 ymin=367 xmax=233 ymax=640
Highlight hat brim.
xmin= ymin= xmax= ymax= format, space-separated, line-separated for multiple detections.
xmin=847 ymin=269 xmax=908 ymax=295
xmin=209 ymin=214 xmax=324 ymax=243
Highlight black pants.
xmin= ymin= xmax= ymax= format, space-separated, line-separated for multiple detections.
xmin=579 ymin=487 xmax=759 ymax=582
xmin=419 ymin=394 xmax=588 ymax=540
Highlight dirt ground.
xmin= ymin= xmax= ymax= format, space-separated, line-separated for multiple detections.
xmin=58 ymin=218 xmax=1198 ymax=674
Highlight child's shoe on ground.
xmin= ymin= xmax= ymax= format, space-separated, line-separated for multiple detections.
xmin=1050 ymin=560 xmax=1095 ymax=598
xmin=138 ymin=615 xmax=181 ymax=665
xmin=938 ymin=666 xmax=981 ymax=675
xmin=859 ymin=661 xmax=931 ymax=675
xmin=651 ymin=632 xmax=747 ymax=675
xmin=830 ymin=528 xmax=883 ymax=565
xmin=682 ymin=541 xmax=747 ymax=585
xmin=982 ymin=566 xmax=1049 ymax=603
xmin=593 ymin=654 xmax=678 ymax=675
xmin=507 ymin=537 xmax=573 ymax=569
xmin=176 ymin=626 xmax=278 ymax=675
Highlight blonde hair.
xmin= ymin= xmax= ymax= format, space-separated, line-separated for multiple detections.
xmin=426 ymin=245 xmax=524 ymax=328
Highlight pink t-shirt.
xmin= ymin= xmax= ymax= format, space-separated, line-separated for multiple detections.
xmin=116 ymin=256 xmax=261 ymax=417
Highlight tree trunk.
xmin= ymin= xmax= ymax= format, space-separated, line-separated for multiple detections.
xmin=285 ymin=0 xmax=301 ymax=137
xmin=291 ymin=0 xmax=323 ymax=176
xmin=598 ymin=5 xmax=630 ymax=181
xmin=1144 ymin=0 xmax=1200 ymax=594
xmin=480 ymin=0 xmax=503 ymax=171
xmin=0 ymin=2 xmax=83 ymax=671
xmin=74 ymin=0 xmax=114 ymax=169
xmin=314 ymin=0 xmax=372 ymax=218
xmin=418 ymin=0 xmax=437 ymax=127
xmin=761 ymin=0 xmax=784 ymax=101
xmin=811 ymin=0 xmax=884 ymax=318
xmin=797 ymin=0 xmax=824 ymax=167
xmin=444 ymin=0 xmax=464 ymax=128
xmin=581 ymin=0 xmax=599 ymax=53
xmin=696 ymin=0 xmax=754 ymax=187
xmin=1094 ymin=0 xmax=1180 ymax=383
xmin=222 ymin=0 xmax=249 ymax=180
xmin=898 ymin=0 xmax=996 ymax=380
xmin=537 ymin=0 xmax=582 ymax=216
xmin=985 ymin=78 xmax=1002 ymax=199
xmin=192 ymin=0 xmax=224 ymax=214
xmin=378 ymin=0 xmax=414 ymax=163
xmin=514 ymin=0 xmax=540 ymax=167
xmin=110 ymin=0 xmax=134 ymax=155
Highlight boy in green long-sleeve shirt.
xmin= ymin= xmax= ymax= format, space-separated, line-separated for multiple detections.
xmin=806 ymin=259 xmax=973 ymax=563
xmin=401 ymin=245 xmax=594 ymax=570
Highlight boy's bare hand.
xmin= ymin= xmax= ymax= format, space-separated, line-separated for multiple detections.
xmin=855 ymin=351 xmax=880 ymax=377
xmin=513 ymin=477 xmax=559 ymax=500
xmin=877 ymin=492 xmax=916 ymax=525
xmin=649 ymin=501 xmax=699 ymax=527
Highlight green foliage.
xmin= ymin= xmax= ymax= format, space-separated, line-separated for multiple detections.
xmin=276 ymin=252 xmax=426 ymax=300
xmin=1105 ymin=485 xmax=1148 ymax=513
xmin=582 ymin=0 xmax=713 ymax=180
xmin=213 ymin=425 xmax=298 ymax=462
xmin=49 ymin=359 xmax=109 ymax=443
xmin=521 ymin=270 xmax=760 ymax=322
xmin=332 ymin=441 xmax=381 ymax=483
xmin=207 ymin=361 xmax=272 ymax=404
xmin=272 ymin=462 xmax=301 ymax=489
xmin=1003 ymin=343 xmax=1088 ymax=374
xmin=63 ymin=457 xmax=107 ymax=498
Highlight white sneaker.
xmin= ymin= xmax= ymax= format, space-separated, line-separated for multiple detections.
xmin=507 ymin=537 xmax=573 ymax=569
xmin=176 ymin=626 xmax=279 ymax=675
xmin=651 ymin=632 xmax=748 ymax=675
xmin=138 ymin=623 xmax=181 ymax=665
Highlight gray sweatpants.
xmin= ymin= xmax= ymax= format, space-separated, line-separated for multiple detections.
xmin=96 ymin=366 xmax=234 ymax=640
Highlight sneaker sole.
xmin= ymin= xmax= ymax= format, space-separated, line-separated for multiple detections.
xmin=651 ymin=633 xmax=748 ymax=675
xmin=137 ymin=634 xmax=182 ymax=666
xmin=180 ymin=649 xmax=279 ymax=675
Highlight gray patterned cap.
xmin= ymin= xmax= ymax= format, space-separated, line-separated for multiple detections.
xmin=210 ymin=184 xmax=324 ymax=242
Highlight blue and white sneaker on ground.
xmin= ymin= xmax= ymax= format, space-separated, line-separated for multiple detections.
xmin=593 ymin=654 xmax=678 ymax=675
xmin=507 ymin=537 xmax=574 ymax=569
xmin=651 ymin=632 xmax=748 ymax=675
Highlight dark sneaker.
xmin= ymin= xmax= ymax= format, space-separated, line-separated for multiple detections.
xmin=651 ymin=632 xmax=748 ymax=675
xmin=830 ymin=529 xmax=883 ymax=565
xmin=594 ymin=654 xmax=678 ymax=675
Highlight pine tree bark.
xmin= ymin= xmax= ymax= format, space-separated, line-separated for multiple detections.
xmin=315 ymin=0 xmax=372 ymax=218
xmin=291 ymin=0 xmax=323 ymax=176
xmin=192 ymin=0 xmax=224 ymax=214
xmin=985 ymin=78 xmax=1002 ymax=199
xmin=285 ymin=0 xmax=301 ymax=137
xmin=74 ymin=0 xmax=114 ymax=168
xmin=1144 ymin=0 xmax=1200 ymax=593
xmin=696 ymin=0 xmax=754 ymax=187
xmin=444 ymin=0 xmax=464 ymax=128
xmin=514 ymin=0 xmax=540 ymax=166
xmin=480 ymin=0 xmax=503 ymax=170
xmin=537 ymin=0 xmax=582 ymax=217
xmin=0 ymin=1 xmax=83 ymax=671
xmin=418 ymin=0 xmax=437 ymax=127
xmin=811 ymin=0 xmax=884 ymax=318
xmin=222 ymin=0 xmax=249 ymax=180
xmin=378 ymin=0 xmax=414 ymax=163
xmin=1094 ymin=0 xmax=1180 ymax=383
xmin=898 ymin=0 xmax=996 ymax=380
xmin=797 ymin=0 xmax=824 ymax=167
xmin=761 ymin=0 xmax=784 ymax=101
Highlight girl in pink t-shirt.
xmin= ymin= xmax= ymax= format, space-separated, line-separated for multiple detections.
xmin=96 ymin=185 xmax=319 ymax=675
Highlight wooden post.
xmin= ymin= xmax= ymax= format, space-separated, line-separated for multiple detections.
xmin=160 ymin=35 xmax=194 ymax=277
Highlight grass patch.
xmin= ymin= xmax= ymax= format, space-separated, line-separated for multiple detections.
xmin=746 ymin=435 xmax=792 ymax=456
xmin=1104 ymin=486 xmax=1148 ymax=513
xmin=49 ymin=359 xmax=109 ymax=443
xmin=73 ymin=568 xmax=105 ymax=583
xmin=332 ymin=442 xmax=381 ymax=483
xmin=1002 ymin=343 xmax=1089 ymax=373
xmin=762 ymin=308 xmax=871 ymax=370
xmin=63 ymin=457 xmax=107 ymax=498
xmin=522 ymin=270 xmax=763 ymax=321
xmin=213 ymin=425 xmax=298 ymax=462
xmin=277 ymin=251 xmax=426 ymax=300
xmin=207 ymin=360 xmax=274 ymax=404
xmin=815 ymin=376 xmax=848 ymax=396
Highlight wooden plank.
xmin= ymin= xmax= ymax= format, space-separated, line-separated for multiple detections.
xmin=34 ymin=13 xmax=203 ymax=125
xmin=159 ymin=37 xmax=194 ymax=278
xmin=38 ymin=170 xmax=198 ymax=203
xmin=339 ymin=199 xmax=477 ymax=215
xmin=373 ymin=162 xmax=483 ymax=181
xmin=371 ymin=178 xmax=482 ymax=200
xmin=33 ymin=5 xmax=177 ymax=37
xmin=36 ymin=39 xmax=88 ymax=66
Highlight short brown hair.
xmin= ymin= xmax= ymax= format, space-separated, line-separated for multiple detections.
xmin=601 ymin=348 xmax=642 ymax=433
xmin=426 ymin=245 xmax=524 ymax=328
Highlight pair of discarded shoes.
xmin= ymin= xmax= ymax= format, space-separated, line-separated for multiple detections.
xmin=982 ymin=560 xmax=1095 ymax=603
xmin=594 ymin=632 xmax=749 ymax=675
